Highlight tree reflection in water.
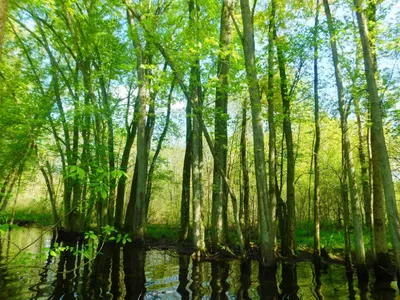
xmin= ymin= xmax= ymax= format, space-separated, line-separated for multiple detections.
xmin=1 ymin=227 xmax=400 ymax=299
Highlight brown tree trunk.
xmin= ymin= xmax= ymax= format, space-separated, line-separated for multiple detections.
xmin=273 ymin=1 xmax=295 ymax=257
xmin=180 ymin=102 xmax=192 ymax=242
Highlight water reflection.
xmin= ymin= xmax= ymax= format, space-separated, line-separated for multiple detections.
xmin=258 ymin=263 xmax=278 ymax=299
xmin=177 ymin=255 xmax=190 ymax=299
xmin=124 ymin=244 xmax=146 ymax=299
xmin=210 ymin=260 xmax=229 ymax=299
xmin=280 ymin=263 xmax=299 ymax=299
xmin=1 ymin=226 xmax=400 ymax=299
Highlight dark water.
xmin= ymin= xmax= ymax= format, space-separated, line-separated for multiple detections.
xmin=0 ymin=226 xmax=398 ymax=299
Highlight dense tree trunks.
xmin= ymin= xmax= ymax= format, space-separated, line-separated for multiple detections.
xmin=240 ymin=104 xmax=250 ymax=249
xmin=126 ymin=1 xmax=242 ymax=253
xmin=352 ymin=81 xmax=375 ymax=259
xmin=211 ymin=0 xmax=233 ymax=252
xmin=273 ymin=0 xmax=295 ymax=257
xmin=189 ymin=0 xmax=205 ymax=254
xmin=115 ymin=98 xmax=138 ymax=230
xmin=240 ymin=0 xmax=275 ymax=266
xmin=145 ymin=80 xmax=174 ymax=216
xmin=323 ymin=0 xmax=366 ymax=271
xmin=353 ymin=0 xmax=400 ymax=275
xmin=313 ymin=0 xmax=321 ymax=261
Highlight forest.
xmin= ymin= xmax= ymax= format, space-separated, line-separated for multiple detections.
xmin=0 ymin=0 xmax=400 ymax=298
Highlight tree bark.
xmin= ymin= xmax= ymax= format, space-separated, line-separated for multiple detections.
xmin=323 ymin=0 xmax=366 ymax=271
xmin=180 ymin=101 xmax=192 ymax=242
xmin=240 ymin=103 xmax=250 ymax=249
xmin=313 ymin=0 xmax=321 ymax=261
xmin=273 ymin=0 xmax=295 ymax=257
xmin=342 ymin=152 xmax=352 ymax=270
xmin=127 ymin=10 xmax=148 ymax=241
xmin=145 ymin=80 xmax=174 ymax=216
xmin=114 ymin=97 xmax=138 ymax=230
xmin=240 ymin=0 xmax=275 ymax=266
xmin=40 ymin=161 xmax=60 ymax=226
xmin=189 ymin=0 xmax=206 ymax=255
xmin=353 ymin=0 xmax=400 ymax=274
xmin=212 ymin=0 xmax=233 ymax=252
xmin=267 ymin=0 xmax=278 ymax=258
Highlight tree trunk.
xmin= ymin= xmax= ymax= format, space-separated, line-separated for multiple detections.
xmin=273 ymin=1 xmax=295 ymax=257
xmin=266 ymin=0 xmax=278 ymax=258
xmin=240 ymin=103 xmax=250 ymax=249
xmin=353 ymin=0 xmax=400 ymax=275
xmin=240 ymin=0 xmax=275 ymax=266
xmin=40 ymin=161 xmax=60 ymax=226
xmin=323 ymin=0 xmax=366 ymax=271
xmin=114 ymin=97 xmax=138 ymax=230
xmin=313 ymin=0 xmax=321 ymax=261
xmin=126 ymin=11 xmax=149 ymax=241
xmin=124 ymin=1 xmax=244 ymax=252
xmin=0 ymin=0 xmax=8 ymax=58
xmin=180 ymin=101 xmax=192 ymax=242
xmin=342 ymin=153 xmax=352 ymax=270
xmin=189 ymin=0 xmax=205 ymax=255
xmin=211 ymin=0 xmax=233 ymax=252
xmin=145 ymin=80 xmax=174 ymax=216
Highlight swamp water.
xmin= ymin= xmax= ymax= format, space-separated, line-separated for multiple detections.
xmin=0 ymin=226 xmax=398 ymax=299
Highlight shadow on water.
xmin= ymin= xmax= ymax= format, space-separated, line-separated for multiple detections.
xmin=280 ymin=262 xmax=299 ymax=300
xmin=1 ymin=226 xmax=400 ymax=299
xmin=258 ymin=263 xmax=278 ymax=299
xmin=123 ymin=244 xmax=146 ymax=299
xmin=177 ymin=255 xmax=190 ymax=299
xmin=237 ymin=260 xmax=252 ymax=299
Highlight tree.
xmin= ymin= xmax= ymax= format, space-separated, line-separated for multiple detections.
xmin=211 ymin=0 xmax=233 ymax=252
xmin=240 ymin=0 xmax=275 ymax=266
xmin=313 ymin=0 xmax=321 ymax=261
xmin=323 ymin=0 xmax=366 ymax=272
xmin=353 ymin=0 xmax=400 ymax=276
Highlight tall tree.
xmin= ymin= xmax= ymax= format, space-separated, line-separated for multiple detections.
xmin=273 ymin=0 xmax=296 ymax=257
xmin=212 ymin=0 xmax=233 ymax=252
xmin=240 ymin=0 xmax=275 ymax=266
xmin=266 ymin=0 xmax=277 ymax=259
xmin=323 ymin=0 xmax=366 ymax=272
xmin=189 ymin=0 xmax=206 ymax=255
xmin=127 ymin=9 xmax=149 ymax=241
xmin=313 ymin=0 xmax=321 ymax=261
xmin=353 ymin=0 xmax=400 ymax=275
